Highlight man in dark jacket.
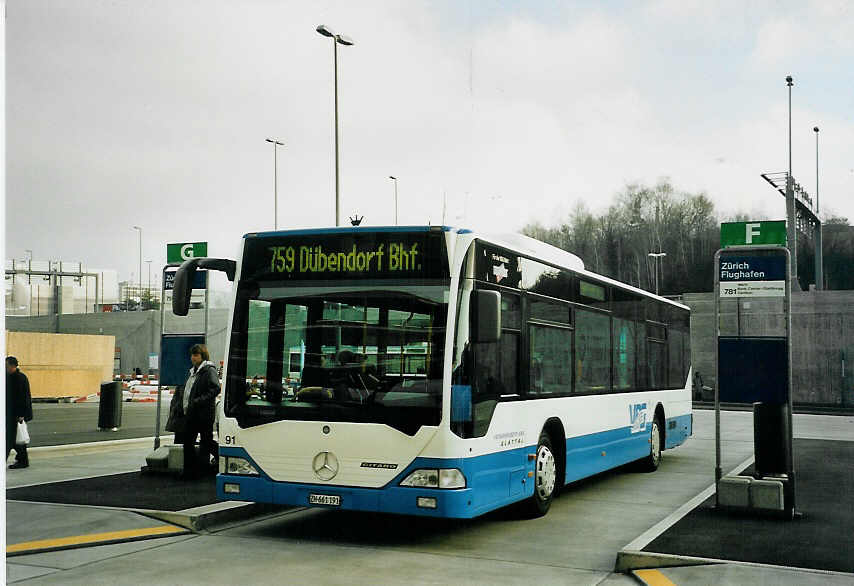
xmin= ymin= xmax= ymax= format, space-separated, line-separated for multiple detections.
xmin=181 ymin=344 xmax=220 ymax=479
xmin=6 ymin=356 xmax=33 ymax=469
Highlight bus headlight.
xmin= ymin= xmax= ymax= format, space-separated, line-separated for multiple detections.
xmin=400 ymin=468 xmax=466 ymax=489
xmin=220 ymin=456 xmax=259 ymax=476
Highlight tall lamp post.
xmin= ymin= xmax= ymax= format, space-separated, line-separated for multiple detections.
xmin=132 ymin=226 xmax=142 ymax=311
xmin=266 ymin=138 xmax=285 ymax=229
xmin=145 ymin=260 xmax=152 ymax=310
xmin=814 ymin=126 xmax=823 ymax=290
xmin=647 ymin=252 xmax=667 ymax=296
xmin=316 ymin=24 xmax=354 ymax=227
xmin=388 ymin=175 xmax=398 ymax=225
xmin=785 ymin=75 xmax=798 ymax=288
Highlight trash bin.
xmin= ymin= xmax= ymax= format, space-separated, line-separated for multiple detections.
xmin=98 ymin=381 xmax=123 ymax=430
xmin=753 ymin=401 xmax=789 ymax=476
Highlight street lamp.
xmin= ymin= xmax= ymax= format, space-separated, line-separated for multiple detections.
xmin=145 ymin=260 xmax=152 ymax=310
xmin=785 ymin=75 xmax=797 ymax=288
xmin=814 ymin=126 xmax=823 ymax=290
xmin=316 ymin=24 xmax=354 ymax=227
xmin=388 ymin=176 xmax=398 ymax=225
xmin=647 ymin=252 xmax=667 ymax=296
xmin=265 ymin=138 xmax=285 ymax=230
xmin=132 ymin=226 xmax=142 ymax=311
xmin=813 ymin=126 xmax=819 ymax=214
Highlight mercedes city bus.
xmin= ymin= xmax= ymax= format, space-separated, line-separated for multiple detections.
xmin=171 ymin=226 xmax=692 ymax=518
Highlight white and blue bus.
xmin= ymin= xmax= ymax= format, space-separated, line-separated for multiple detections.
xmin=172 ymin=226 xmax=692 ymax=518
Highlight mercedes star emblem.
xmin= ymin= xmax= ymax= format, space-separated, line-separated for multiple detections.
xmin=312 ymin=451 xmax=339 ymax=481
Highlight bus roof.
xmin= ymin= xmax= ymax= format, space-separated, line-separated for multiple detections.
xmin=475 ymin=231 xmax=585 ymax=271
xmin=472 ymin=230 xmax=689 ymax=311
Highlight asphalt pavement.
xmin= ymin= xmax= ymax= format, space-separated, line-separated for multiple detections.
xmin=4 ymin=409 xmax=854 ymax=585
xmin=27 ymin=402 xmax=170 ymax=446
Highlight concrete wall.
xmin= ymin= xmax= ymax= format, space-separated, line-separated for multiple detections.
xmin=684 ymin=290 xmax=854 ymax=406
xmin=5 ymin=331 xmax=115 ymax=398
xmin=8 ymin=292 xmax=853 ymax=406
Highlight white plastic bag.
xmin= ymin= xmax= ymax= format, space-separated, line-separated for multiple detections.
xmin=16 ymin=421 xmax=30 ymax=445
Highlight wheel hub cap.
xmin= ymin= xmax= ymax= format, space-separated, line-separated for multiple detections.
xmin=535 ymin=445 xmax=556 ymax=499
xmin=652 ymin=423 xmax=661 ymax=465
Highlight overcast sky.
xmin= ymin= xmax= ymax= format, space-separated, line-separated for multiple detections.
xmin=5 ymin=1 xmax=854 ymax=282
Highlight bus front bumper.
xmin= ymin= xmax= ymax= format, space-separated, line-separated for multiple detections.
xmin=217 ymin=474 xmax=477 ymax=518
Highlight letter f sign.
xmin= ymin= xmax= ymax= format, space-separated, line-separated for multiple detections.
xmin=745 ymin=223 xmax=761 ymax=244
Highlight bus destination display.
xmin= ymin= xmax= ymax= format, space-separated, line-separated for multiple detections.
xmin=242 ymin=231 xmax=449 ymax=281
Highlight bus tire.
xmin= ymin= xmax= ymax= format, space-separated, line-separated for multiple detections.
xmin=523 ymin=431 xmax=557 ymax=518
xmin=639 ymin=415 xmax=663 ymax=472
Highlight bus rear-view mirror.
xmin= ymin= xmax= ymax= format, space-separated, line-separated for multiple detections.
xmin=470 ymin=290 xmax=501 ymax=343
xmin=172 ymin=257 xmax=236 ymax=316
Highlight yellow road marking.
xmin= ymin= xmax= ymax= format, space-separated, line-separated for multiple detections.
xmin=634 ymin=569 xmax=677 ymax=586
xmin=7 ymin=524 xmax=187 ymax=554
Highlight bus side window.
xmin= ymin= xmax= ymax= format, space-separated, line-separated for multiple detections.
xmin=471 ymin=342 xmax=499 ymax=437
xmin=500 ymin=294 xmax=520 ymax=396
xmin=473 ymin=342 xmax=503 ymax=398
xmin=469 ymin=291 xmax=520 ymax=436
xmin=575 ymin=308 xmax=611 ymax=393
xmin=473 ymin=291 xmax=520 ymax=400
xmin=529 ymin=324 xmax=571 ymax=396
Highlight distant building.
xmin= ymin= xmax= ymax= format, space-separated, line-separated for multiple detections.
xmin=118 ymin=280 xmax=162 ymax=311
xmin=4 ymin=259 xmax=120 ymax=316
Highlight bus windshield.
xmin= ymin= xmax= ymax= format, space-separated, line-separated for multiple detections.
xmin=225 ymin=283 xmax=448 ymax=436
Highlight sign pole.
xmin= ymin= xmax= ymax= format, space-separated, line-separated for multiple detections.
xmin=154 ymin=262 xmax=181 ymax=450
xmin=714 ymin=249 xmax=722 ymax=507
xmin=154 ymin=264 xmax=168 ymax=450
xmin=204 ymin=271 xmax=209 ymax=348
xmin=785 ymin=250 xmax=796 ymax=516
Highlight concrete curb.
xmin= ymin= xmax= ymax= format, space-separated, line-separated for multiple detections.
xmin=616 ymin=550 xmax=722 ymax=573
xmin=141 ymin=502 xmax=287 ymax=532
xmin=615 ymin=455 xmax=755 ymax=573
xmin=6 ymin=524 xmax=192 ymax=557
xmin=621 ymin=551 xmax=854 ymax=580
xmin=5 ymin=499 xmax=288 ymax=553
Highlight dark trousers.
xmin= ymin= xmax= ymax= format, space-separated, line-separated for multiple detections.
xmin=182 ymin=420 xmax=216 ymax=477
xmin=5 ymin=421 xmax=29 ymax=465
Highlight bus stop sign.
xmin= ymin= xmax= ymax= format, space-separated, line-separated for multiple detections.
xmin=167 ymin=242 xmax=208 ymax=263
xmin=720 ymin=221 xmax=786 ymax=248
xmin=719 ymin=255 xmax=786 ymax=298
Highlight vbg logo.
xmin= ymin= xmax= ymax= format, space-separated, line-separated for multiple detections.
xmin=629 ymin=403 xmax=648 ymax=434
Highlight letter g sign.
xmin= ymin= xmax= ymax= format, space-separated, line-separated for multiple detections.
xmin=167 ymin=242 xmax=207 ymax=263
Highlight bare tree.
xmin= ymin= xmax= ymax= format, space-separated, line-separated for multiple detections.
xmin=522 ymin=180 xmax=721 ymax=294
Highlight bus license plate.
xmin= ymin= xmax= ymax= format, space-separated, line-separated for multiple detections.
xmin=309 ymin=493 xmax=341 ymax=506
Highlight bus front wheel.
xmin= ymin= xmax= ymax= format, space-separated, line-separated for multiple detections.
xmin=523 ymin=431 xmax=557 ymax=518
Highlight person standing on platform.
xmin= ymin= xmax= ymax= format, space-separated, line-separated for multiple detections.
xmin=181 ymin=344 xmax=220 ymax=479
xmin=6 ymin=356 xmax=33 ymax=469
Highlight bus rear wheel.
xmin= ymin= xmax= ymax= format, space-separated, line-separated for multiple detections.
xmin=639 ymin=416 xmax=663 ymax=472
xmin=522 ymin=431 xmax=557 ymax=518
